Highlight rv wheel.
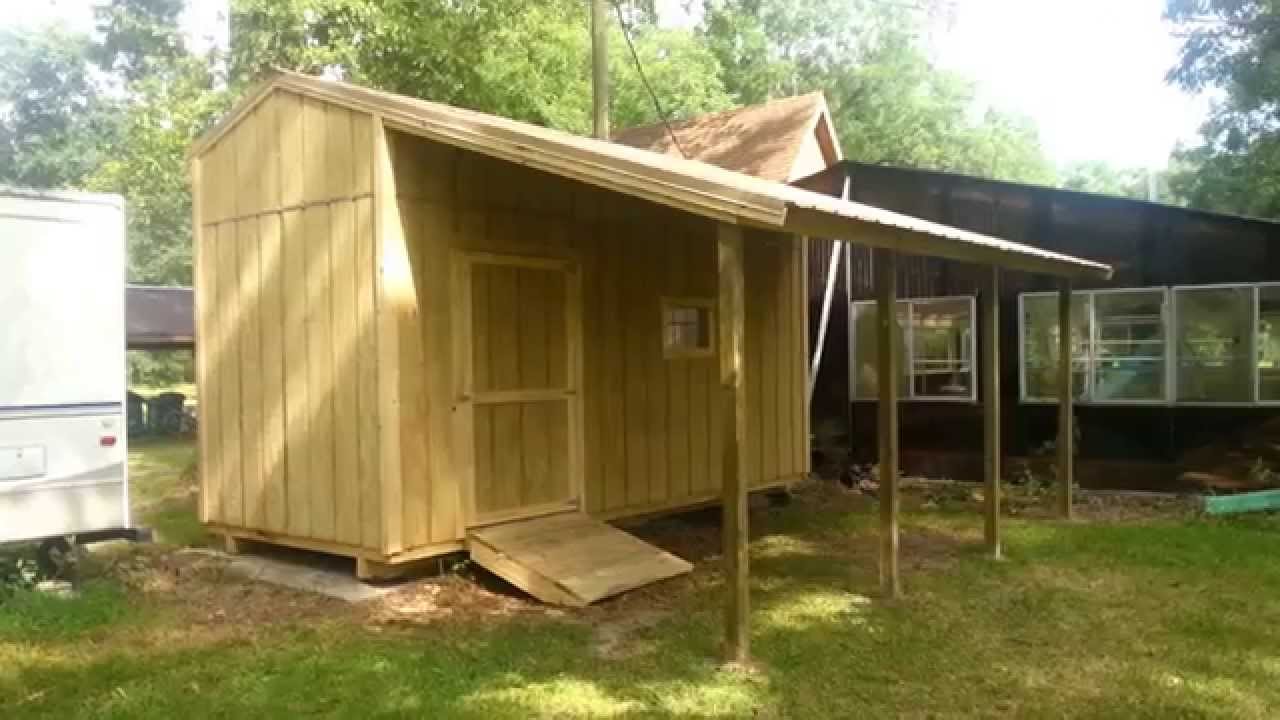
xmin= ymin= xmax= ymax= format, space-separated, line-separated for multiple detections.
xmin=36 ymin=537 xmax=74 ymax=577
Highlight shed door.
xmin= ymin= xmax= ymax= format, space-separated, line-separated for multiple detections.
xmin=456 ymin=253 xmax=581 ymax=525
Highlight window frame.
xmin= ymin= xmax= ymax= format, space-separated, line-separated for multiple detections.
xmin=1170 ymin=282 xmax=1259 ymax=407
xmin=1019 ymin=286 xmax=1171 ymax=406
xmin=849 ymin=294 xmax=978 ymax=404
xmin=1255 ymin=282 xmax=1280 ymax=406
xmin=660 ymin=296 xmax=716 ymax=360
xmin=1014 ymin=283 xmax=1280 ymax=407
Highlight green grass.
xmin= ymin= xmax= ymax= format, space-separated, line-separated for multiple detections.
xmin=127 ymin=437 xmax=205 ymax=547
xmin=5 ymin=441 xmax=1280 ymax=718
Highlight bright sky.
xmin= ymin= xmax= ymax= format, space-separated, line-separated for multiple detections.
xmin=8 ymin=0 xmax=1206 ymax=170
xmin=932 ymin=0 xmax=1209 ymax=169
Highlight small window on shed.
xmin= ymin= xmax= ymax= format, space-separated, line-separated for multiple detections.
xmin=662 ymin=298 xmax=714 ymax=358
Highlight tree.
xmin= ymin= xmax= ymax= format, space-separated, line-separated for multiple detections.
xmin=0 ymin=28 xmax=120 ymax=189
xmin=86 ymin=57 xmax=227 ymax=286
xmin=1059 ymin=160 xmax=1151 ymax=199
xmin=696 ymin=0 xmax=1057 ymax=184
xmin=1166 ymin=0 xmax=1280 ymax=217
xmin=229 ymin=0 xmax=731 ymax=134
xmin=93 ymin=0 xmax=189 ymax=83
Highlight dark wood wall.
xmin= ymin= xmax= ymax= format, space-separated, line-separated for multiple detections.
xmin=799 ymin=162 xmax=1280 ymax=477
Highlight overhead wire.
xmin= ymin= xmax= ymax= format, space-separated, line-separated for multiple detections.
xmin=610 ymin=0 xmax=690 ymax=159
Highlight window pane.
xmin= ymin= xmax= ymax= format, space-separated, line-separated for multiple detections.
xmin=910 ymin=298 xmax=972 ymax=399
xmin=663 ymin=303 xmax=712 ymax=354
xmin=1260 ymin=287 xmax=1280 ymax=401
xmin=851 ymin=302 xmax=908 ymax=399
xmin=1093 ymin=290 xmax=1166 ymax=401
xmin=1022 ymin=293 xmax=1090 ymax=400
xmin=1175 ymin=286 xmax=1254 ymax=402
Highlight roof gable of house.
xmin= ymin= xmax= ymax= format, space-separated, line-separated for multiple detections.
xmin=612 ymin=93 xmax=841 ymax=182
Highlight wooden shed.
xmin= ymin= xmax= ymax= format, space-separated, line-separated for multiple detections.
xmin=190 ymin=72 xmax=1108 ymax=613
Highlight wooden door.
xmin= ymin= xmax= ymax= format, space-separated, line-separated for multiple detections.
xmin=454 ymin=253 xmax=581 ymax=525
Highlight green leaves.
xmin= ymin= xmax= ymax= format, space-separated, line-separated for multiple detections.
xmin=696 ymin=0 xmax=1057 ymax=184
xmin=1167 ymin=0 xmax=1280 ymax=217
xmin=0 ymin=28 xmax=120 ymax=189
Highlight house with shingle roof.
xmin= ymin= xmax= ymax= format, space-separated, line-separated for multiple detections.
xmin=613 ymin=92 xmax=841 ymax=183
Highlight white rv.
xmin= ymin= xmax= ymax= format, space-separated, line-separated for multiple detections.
xmin=0 ymin=187 xmax=137 ymax=547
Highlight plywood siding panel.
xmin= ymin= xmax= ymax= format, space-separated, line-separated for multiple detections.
xmin=355 ymin=197 xmax=381 ymax=550
xmin=665 ymin=233 xmax=692 ymax=501
xmin=581 ymin=230 xmax=604 ymax=514
xmin=200 ymin=222 xmax=222 ymax=522
xmin=352 ymin=113 xmax=374 ymax=197
xmin=645 ymin=233 xmax=669 ymax=505
xmin=238 ymin=218 xmax=265 ymax=530
xmin=327 ymin=106 xmax=354 ymax=201
xmin=302 ymin=97 xmax=328 ymax=205
xmin=260 ymin=95 xmax=282 ymax=213
xmin=235 ymin=109 xmax=259 ymax=218
xmin=280 ymin=92 xmax=305 ymax=208
xmin=331 ymin=201 xmax=362 ymax=546
xmin=281 ymin=209 xmax=310 ymax=539
xmin=217 ymin=221 xmax=243 ymax=526
xmin=422 ymin=199 xmax=459 ymax=543
xmin=304 ymin=204 xmax=336 ymax=541
xmin=397 ymin=200 xmax=431 ymax=548
xmin=602 ymin=227 xmax=627 ymax=511
xmin=622 ymin=233 xmax=649 ymax=508
xmin=258 ymin=212 xmax=287 ymax=533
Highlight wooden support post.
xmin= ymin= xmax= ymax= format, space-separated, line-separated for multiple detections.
xmin=875 ymin=248 xmax=900 ymax=599
xmin=982 ymin=267 xmax=1001 ymax=558
xmin=1057 ymin=279 xmax=1074 ymax=519
xmin=717 ymin=222 xmax=749 ymax=665
xmin=591 ymin=0 xmax=610 ymax=140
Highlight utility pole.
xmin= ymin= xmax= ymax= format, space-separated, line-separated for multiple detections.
xmin=591 ymin=0 xmax=610 ymax=139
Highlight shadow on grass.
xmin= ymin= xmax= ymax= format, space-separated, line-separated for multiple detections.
xmin=11 ymin=470 xmax=1280 ymax=718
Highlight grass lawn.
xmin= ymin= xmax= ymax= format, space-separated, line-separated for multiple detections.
xmin=4 ymin=440 xmax=1280 ymax=718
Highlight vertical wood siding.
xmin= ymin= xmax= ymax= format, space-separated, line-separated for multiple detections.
xmin=195 ymin=89 xmax=382 ymax=551
xmin=387 ymin=128 xmax=809 ymax=527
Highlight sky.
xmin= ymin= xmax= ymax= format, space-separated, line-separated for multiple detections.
xmin=7 ymin=0 xmax=1207 ymax=170
xmin=930 ymin=0 xmax=1209 ymax=169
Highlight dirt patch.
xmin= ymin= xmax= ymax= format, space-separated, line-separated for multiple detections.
xmin=106 ymin=547 xmax=345 ymax=624
xmin=590 ymin=609 xmax=670 ymax=659
xmin=893 ymin=477 xmax=1197 ymax=523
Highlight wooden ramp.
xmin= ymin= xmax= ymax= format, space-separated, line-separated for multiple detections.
xmin=466 ymin=512 xmax=693 ymax=607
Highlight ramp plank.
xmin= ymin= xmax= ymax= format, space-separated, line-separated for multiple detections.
xmin=467 ymin=512 xmax=692 ymax=606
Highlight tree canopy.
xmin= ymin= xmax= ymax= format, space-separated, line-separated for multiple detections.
xmin=1166 ymin=0 xmax=1280 ymax=217
xmin=0 ymin=0 xmax=1070 ymax=292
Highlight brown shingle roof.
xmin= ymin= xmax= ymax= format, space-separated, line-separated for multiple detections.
xmin=612 ymin=93 xmax=830 ymax=182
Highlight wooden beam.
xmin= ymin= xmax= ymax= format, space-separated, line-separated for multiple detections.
xmin=717 ymin=222 xmax=749 ymax=665
xmin=1057 ymin=279 xmax=1074 ymax=519
xmin=875 ymin=248 xmax=900 ymax=599
xmin=982 ymin=266 xmax=1001 ymax=558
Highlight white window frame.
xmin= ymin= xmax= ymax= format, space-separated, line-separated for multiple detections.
xmin=1017 ymin=282 xmax=1280 ymax=407
xmin=1255 ymin=282 xmax=1280 ymax=406
xmin=849 ymin=295 xmax=977 ymax=404
xmin=1171 ymin=283 xmax=1258 ymax=407
xmin=1019 ymin=287 xmax=1172 ymax=406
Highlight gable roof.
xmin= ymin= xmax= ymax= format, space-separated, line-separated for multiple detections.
xmin=612 ymin=93 xmax=839 ymax=182
xmin=190 ymin=71 xmax=1109 ymax=280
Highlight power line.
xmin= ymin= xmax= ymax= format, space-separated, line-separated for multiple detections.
xmin=610 ymin=0 xmax=689 ymax=159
